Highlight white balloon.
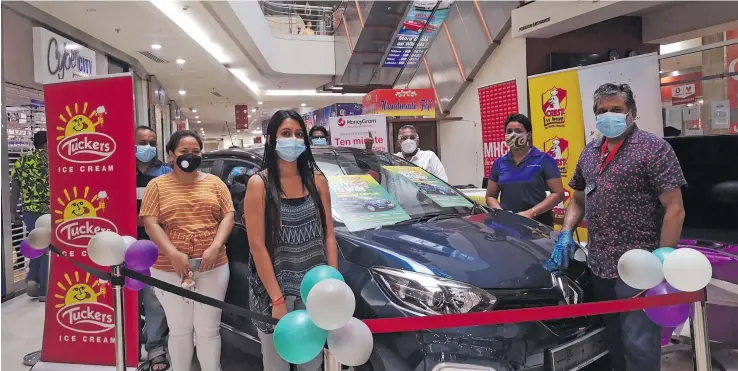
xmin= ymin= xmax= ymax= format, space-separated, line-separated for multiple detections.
xmin=122 ymin=235 xmax=137 ymax=248
xmin=306 ymin=278 xmax=355 ymax=330
xmin=27 ymin=228 xmax=51 ymax=249
xmin=663 ymin=248 xmax=713 ymax=292
xmin=327 ymin=317 xmax=373 ymax=366
xmin=87 ymin=231 xmax=127 ymax=267
xmin=35 ymin=214 xmax=52 ymax=230
xmin=617 ymin=249 xmax=664 ymax=290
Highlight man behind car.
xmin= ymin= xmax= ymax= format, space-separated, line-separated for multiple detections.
xmin=364 ymin=125 xmax=448 ymax=181
xmin=11 ymin=131 xmax=50 ymax=300
xmin=135 ymin=126 xmax=172 ymax=371
xmin=546 ymin=83 xmax=686 ymax=371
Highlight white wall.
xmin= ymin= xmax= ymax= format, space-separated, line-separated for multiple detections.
xmin=441 ymin=31 xmax=528 ymax=187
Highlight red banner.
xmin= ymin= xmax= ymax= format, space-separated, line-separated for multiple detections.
xmin=478 ymin=80 xmax=518 ymax=176
xmin=727 ymin=30 xmax=738 ymax=133
xmin=235 ymin=104 xmax=249 ymax=130
xmin=362 ymin=88 xmax=436 ymax=118
xmin=43 ymin=75 xmax=139 ymax=367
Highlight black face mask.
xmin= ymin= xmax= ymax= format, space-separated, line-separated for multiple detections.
xmin=175 ymin=153 xmax=202 ymax=173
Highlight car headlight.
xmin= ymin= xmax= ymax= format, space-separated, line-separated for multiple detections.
xmin=372 ymin=267 xmax=496 ymax=315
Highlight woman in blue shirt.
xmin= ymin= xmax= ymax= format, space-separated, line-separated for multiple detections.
xmin=485 ymin=114 xmax=565 ymax=226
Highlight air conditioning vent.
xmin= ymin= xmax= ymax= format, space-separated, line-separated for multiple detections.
xmin=137 ymin=51 xmax=169 ymax=64
xmin=210 ymin=91 xmax=224 ymax=98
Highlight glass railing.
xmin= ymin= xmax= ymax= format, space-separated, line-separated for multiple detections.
xmin=258 ymin=0 xmax=341 ymax=36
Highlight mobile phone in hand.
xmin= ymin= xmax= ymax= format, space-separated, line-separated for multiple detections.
xmin=189 ymin=258 xmax=202 ymax=271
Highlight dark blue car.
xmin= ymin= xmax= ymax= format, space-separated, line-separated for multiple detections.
xmin=202 ymin=146 xmax=606 ymax=371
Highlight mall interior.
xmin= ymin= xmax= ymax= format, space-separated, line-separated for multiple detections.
xmin=1 ymin=1 xmax=738 ymax=371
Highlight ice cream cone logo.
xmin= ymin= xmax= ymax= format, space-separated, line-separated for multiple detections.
xmin=54 ymin=270 xmax=114 ymax=334
xmin=56 ymin=103 xmax=116 ymax=163
xmin=54 ymin=186 xmax=117 ymax=248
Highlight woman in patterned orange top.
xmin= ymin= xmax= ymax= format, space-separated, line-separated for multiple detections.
xmin=140 ymin=130 xmax=234 ymax=371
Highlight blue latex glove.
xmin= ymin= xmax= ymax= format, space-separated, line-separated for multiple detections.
xmin=544 ymin=230 xmax=573 ymax=272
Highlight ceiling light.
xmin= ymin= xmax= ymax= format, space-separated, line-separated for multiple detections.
xmin=151 ymin=44 xmax=162 ymax=50
xmin=237 ymin=130 xmax=241 ymax=133
xmin=332 ymin=86 xmax=344 ymax=90
xmin=248 ymin=115 xmax=251 ymax=118
xmin=228 ymin=68 xmax=260 ymax=95
xmin=257 ymin=101 xmax=263 ymax=105
xmin=195 ymin=116 xmax=199 ymax=119
xmin=197 ymin=121 xmax=201 ymax=124
xmin=301 ymin=103 xmax=307 ymax=107
xmin=192 ymin=109 xmax=198 ymax=113
xmin=176 ymin=58 xmax=186 ymax=65
xmin=150 ymin=0 xmax=230 ymax=63
xmin=179 ymin=90 xmax=186 ymax=95
xmin=251 ymin=108 xmax=257 ymax=112
xmin=264 ymin=90 xmax=365 ymax=97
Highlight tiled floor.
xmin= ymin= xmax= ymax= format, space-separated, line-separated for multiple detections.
xmin=3 ymin=294 xmax=736 ymax=371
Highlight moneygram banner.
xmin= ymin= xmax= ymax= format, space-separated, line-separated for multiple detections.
xmin=43 ymin=74 xmax=139 ymax=367
xmin=528 ymin=69 xmax=586 ymax=234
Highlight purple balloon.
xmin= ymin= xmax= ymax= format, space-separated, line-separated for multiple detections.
xmin=125 ymin=268 xmax=150 ymax=291
xmin=20 ymin=240 xmax=45 ymax=260
xmin=661 ymin=326 xmax=676 ymax=346
xmin=644 ymin=282 xmax=691 ymax=327
xmin=124 ymin=240 xmax=159 ymax=270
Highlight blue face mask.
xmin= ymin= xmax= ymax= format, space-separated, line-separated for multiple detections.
xmin=275 ymin=137 xmax=306 ymax=162
xmin=596 ymin=112 xmax=630 ymax=138
xmin=311 ymin=137 xmax=327 ymax=146
xmin=135 ymin=145 xmax=157 ymax=163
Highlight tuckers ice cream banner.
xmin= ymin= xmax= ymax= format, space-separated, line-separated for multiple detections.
xmin=42 ymin=74 xmax=139 ymax=367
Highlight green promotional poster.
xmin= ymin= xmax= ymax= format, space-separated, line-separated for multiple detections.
xmin=326 ymin=175 xmax=410 ymax=231
xmin=383 ymin=166 xmax=472 ymax=208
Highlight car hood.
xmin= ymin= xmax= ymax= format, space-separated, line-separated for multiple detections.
xmin=338 ymin=210 xmax=559 ymax=289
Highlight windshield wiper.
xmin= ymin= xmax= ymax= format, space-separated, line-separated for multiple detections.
xmin=393 ymin=211 xmax=468 ymax=226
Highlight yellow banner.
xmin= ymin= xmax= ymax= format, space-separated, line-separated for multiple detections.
xmin=528 ymin=69 xmax=587 ymax=240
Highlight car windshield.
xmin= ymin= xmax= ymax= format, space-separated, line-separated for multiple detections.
xmin=313 ymin=149 xmax=474 ymax=232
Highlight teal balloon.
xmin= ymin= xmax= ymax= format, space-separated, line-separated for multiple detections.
xmin=653 ymin=247 xmax=676 ymax=263
xmin=273 ymin=310 xmax=327 ymax=364
xmin=300 ymin=265 xmax=344 ymax=302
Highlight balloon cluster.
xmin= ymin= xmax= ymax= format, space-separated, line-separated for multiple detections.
xmin=274 ymin=266 xmax=373 ymax=367
xmin=87 ymin=231 xmax=159 ymax=291
xmin=19 ymin=214 xmax=53 ymax=259
xmin=618 ymin=247 xmax=713 ymax=332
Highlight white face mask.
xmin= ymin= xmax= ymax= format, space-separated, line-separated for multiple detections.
xmin=401 ymin=139 xmax=418 ymax=154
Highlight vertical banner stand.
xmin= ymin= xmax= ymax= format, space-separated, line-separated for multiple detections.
xmin=111 ymin=265 xmax=126 ymax=371
xmin=689 ymin=297 xmax=712 ymax=371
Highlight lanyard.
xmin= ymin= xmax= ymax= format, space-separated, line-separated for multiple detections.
xmin=597 ymin=139 xmax=624 ymax=174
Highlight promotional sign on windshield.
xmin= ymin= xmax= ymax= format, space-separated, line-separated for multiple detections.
xmin=328 ymin=114 xmax=388 ymax=151
xmin=327 ymin=175 xmax=410 ymax=231
xmin=362 ymin=88 xmax=436 ymax=118
xmin=384 ymin=166 xmax=472 ymax=208
xmin=42 ymin=74 xmax=139 ymax=367
xmin=383 ymin=1 xmax=454 ymax=68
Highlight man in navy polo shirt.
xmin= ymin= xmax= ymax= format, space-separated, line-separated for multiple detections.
xmin=486 ymin=114 xmax=565 ymax=227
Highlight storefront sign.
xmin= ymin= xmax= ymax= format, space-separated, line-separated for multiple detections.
xmin=327 ymin=175 xmax=410 ymax=231
xmin=329 ymin=114 xmax=388 ymax=151
xmin=478 ymin=80 xmax=518 ymax=176
xmin=671 ymin=83 xmax=697 ymax=105
xmin=383 ymin=1 xmax=454 ymax=68
xmin=42 ymin=74 xmax=139 ymax=367
xmin=33 ymin=27 xmax=97 ymax=85
xmin=235 ymin=104 xmax=249 ymax=129
xmin=363 ymin=88 xmax=436 ymax=118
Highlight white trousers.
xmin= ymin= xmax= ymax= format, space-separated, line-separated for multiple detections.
xmin=151 ymin=263 xmax=230 ymax=371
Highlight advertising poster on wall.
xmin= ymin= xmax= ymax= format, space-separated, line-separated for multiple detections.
xmin=327 ymin=175 xmax=410 ymax=231
xmin=384 ymin=1 xmax=454 ymax=68
xmin=384 ymin=166 xmax=472 ymax=208
xmin=329 ymin=114 xmax=388 ymax=151
xmin=362 ymin=88 xmax=436 ymax=118
xmin=528 ymin=69 xmax=586 ymax=239
xmin=577 ymin=54 xmax=662 ymax=142
xmin=478 ymin=80 xmax=518 ymax=176
xmin=42 ymin=74 xmax=139 ymax=366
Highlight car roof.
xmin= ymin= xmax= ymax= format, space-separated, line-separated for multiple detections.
xmin=203 ymin=145 xmax=382 ymax=161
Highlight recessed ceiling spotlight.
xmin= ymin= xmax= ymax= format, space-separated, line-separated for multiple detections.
xmin=301 ymin=103 xmax=307 ymax=107
xmin=251 ymin=108 xmax=256 ymax=112
xmin=248 ymin=115 xmax=251 ymax=118
xmin=151 ymin=44 xmax=162 ymax=50
xmin=237 ymin=130 xmax=241 ymax=133
xmin=197 ymin=121 xmax=201 ymax=124
xmin=192 ymin=109 xmax=198 ymax=113
xmin=179 ymin=90 xmax=186 ymax=95
xmin=257 ymin=101 xmax=263 ymax=105
xmin=176 ymin=58 xmax=186 ymax=65
xmin=195 ymin=116 xmax=199 ymax=119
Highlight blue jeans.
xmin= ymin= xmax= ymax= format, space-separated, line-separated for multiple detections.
xmin=141 ymin=286 xmax=169 ymax=360
xmin=23 ymin=211 xmax=48 ymax=295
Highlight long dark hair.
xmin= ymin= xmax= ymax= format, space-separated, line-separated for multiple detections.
xmin=261 ymin=110 xmax=326 ymax=253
